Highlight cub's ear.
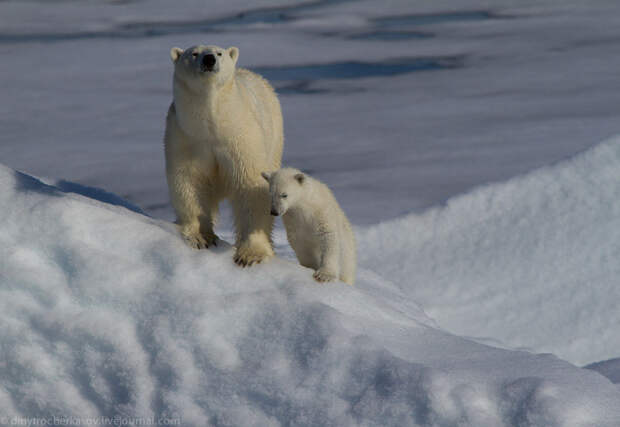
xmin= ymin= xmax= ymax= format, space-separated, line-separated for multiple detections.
xmin=170 ymin=47 xmax=184 ymax=63
xmin=228 ymin=46 xmax=239 ymax=64
xmin=261 ymin=171 xmax=271 ymax=182
xmin=294 ymin=173 xmax=305 ymax=185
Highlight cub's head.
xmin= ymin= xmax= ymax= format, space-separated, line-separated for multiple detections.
xmin=261 ymin=168 xmax=307 ymax=216
xmin=170 ymin=44 xmax=239 ymax=90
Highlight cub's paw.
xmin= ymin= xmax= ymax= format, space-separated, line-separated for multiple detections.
xmin=180 ymin=228 xmax=218 ymax=250
xmin=313 ymin=269 xmax=337 ymax=283
xmin=233 ymin=244 xmax=273 ymax=267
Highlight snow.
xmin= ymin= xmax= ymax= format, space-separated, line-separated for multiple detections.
xmin=1 ymin=162 xmax=620 ymax=425
xmin=2 ymin=0 xmax=620 ymax=424
xmin=359 ymin=136 xmax=620 ymax=367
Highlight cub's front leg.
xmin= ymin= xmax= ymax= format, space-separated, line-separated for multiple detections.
xmin=313 ymin=230 xmax=340 ymax=283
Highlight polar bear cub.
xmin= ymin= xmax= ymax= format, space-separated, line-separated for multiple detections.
xmin=262 ymin=168 xmax=356 ymax=285
xmin=164 ymin=45 xmax=283 ymax=267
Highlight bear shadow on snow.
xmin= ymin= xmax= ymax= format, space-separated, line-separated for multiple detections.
xmin=11 ymin=170 xmax=145 ymax=215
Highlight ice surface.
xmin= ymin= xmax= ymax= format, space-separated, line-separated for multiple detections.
xmin=2 ymin=0 xmax=620 ymax=224
xmin=1 ymin=162 xmax=619 ymax=425
xmin=359 ymin=136 xmax=620 ymax=366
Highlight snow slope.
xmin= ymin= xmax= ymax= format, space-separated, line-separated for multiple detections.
xmin=1 ymin=164 xmax=620 ymax=426
xmin=359 ymin=136 xmax=620 ymax=366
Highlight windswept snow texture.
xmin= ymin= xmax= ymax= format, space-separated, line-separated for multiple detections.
xmin=1 ymin=163 xmax=620 ymax=426
xmin=359 ymin=136 xmax=620 ymax=367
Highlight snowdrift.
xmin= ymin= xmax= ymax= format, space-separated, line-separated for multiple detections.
xmin=1 ymin=164 xmax=620 ymax=425
xmin=359 ymin=136 xmax=620 ymax=366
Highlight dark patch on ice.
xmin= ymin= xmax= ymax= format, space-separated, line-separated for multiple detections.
xmin=0 ymin=0 xmax=354 ymax=44
xmin=123 ymin=0 xmax=355 ymax=31
xmin=262 ymin=55 xmax=465 ymax=95
xmin=275 ymin=81 xmax=329 ymax=95
xmin=114 ymin=6 xmax=296 ymax=38
xmin=275 ymin=80 xmax=367 ymax=96
xmin=204 ymin=7 xmax=293 ymax=27
xmin=348 ymin=30 xmax=433 ymax=41
xmin=0 ymin=7 xmax=505 ymax=46
xmin=254 ymin=55 xmax=465 ymax=83
xmin=320 ymin=10 xmax=509 ymax=43
xmin=551 ymin=36 xmax=620 ymax=53
xmin=374 ymin=10 xmax=497 ymax=28
xmin=106 ymin=0 xmax=141 ymax=4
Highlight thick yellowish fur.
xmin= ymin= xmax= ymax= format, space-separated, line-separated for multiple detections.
xmin=165 ymin=45 xmax=283 ymax=266
xmin=264 ymin=168 xmax=356 ymax=284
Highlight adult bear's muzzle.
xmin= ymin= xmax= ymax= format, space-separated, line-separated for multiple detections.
xmin=202 ymin=54 xmax=216 ymax=71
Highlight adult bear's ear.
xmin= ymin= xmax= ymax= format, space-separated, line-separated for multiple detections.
xmin=294 ymin=173 xmax=305 ymax=185
xmin=170 ymin=47 xmax=184 ymax=63
xmin=228 ymin=46 xmax=239 ymax=65
xmin=261 ymin=172 xmax=271 ymax=182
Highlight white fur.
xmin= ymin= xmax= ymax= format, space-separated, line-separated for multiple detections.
xmin=262 ymin=168 xmax=356 ymax=285
xmin=164 ymin=45 xmax=284 ymax=266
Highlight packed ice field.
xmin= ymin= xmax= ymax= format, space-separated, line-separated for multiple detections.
xmin=1 ymin=0 xmax=619 ymax=425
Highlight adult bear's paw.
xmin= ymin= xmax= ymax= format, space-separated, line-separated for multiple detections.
xmin=233 ymin=241 xmax=273 ymax=267
xmin=180 ymin=224 xmax=219 ymax=249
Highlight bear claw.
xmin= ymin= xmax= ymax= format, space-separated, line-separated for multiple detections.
xmin=233 ymin=254 xmax=263 ymax=267
xmin=313 ymin=270 xmax=336 ymax=283
xmin=233 ymin=246 xmax=272 ymax=267
xmin=182 ymin=231 xmax=219 ymax=250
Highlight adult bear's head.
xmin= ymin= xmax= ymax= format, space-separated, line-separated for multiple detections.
xmin=170 ymin=44 xmax=239 ymax=91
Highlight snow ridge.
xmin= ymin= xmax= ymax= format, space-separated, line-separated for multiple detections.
xmin=1 ymin=155 xmax=620 ymax=425
xmin=360 ymin=136 xmax=620 ymax=366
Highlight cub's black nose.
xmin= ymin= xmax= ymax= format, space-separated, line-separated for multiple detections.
xmin=202 ymin=54 xmax=216 ymax=70
xmin=270 ymin=209 xmax=279 ymax=216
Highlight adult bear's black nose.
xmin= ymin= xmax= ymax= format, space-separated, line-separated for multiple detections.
xmin=270 ymin=209 xmax=279 ymax=216
xmin=202 ymin=54 xmax=216 ymax=70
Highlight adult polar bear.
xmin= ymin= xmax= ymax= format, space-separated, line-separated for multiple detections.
xmin=164 ymin=45 xmax=283 ymax=266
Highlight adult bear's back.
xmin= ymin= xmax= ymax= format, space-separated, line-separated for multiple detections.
xmin=235 ymin=68 xmax=284 ymax=167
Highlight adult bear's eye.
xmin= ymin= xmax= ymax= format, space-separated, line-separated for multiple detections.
xmin=281 ymin=194 xmax=288 ymax=198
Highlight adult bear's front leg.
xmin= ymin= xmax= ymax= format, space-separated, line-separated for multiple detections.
xmin=231 ymin=184 xmax=274 ymax=267
xmin=167 ymin=164 xmax=221 ymax=250
xmin=164 ymin=106 xmax=221 ymax=249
